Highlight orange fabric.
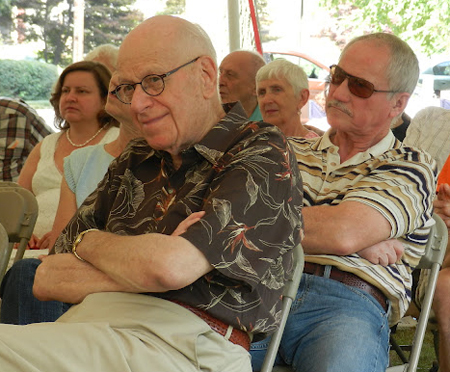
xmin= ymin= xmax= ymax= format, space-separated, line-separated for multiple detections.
xmin=438 ymin=154 xmax=450 ymax=189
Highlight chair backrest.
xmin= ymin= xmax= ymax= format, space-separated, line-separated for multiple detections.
xmin=403 ymin=106 xmax=450 ymax=173
xmin=0 ymin=223 xmax=7 ymax=257
xmin=0 ymin=182 xmax=38 ymax=281
xmin=260 ymin=243 xmax=304 ymax=372
xmin=386 ymin=214 xmax=448 ymax=372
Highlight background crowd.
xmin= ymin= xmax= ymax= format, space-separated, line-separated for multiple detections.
xmin=0 ymin=14 xmax=449 ymax=372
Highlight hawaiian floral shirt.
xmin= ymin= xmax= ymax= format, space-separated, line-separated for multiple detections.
xmin=55 ymin=102 xmax=303 ymax=340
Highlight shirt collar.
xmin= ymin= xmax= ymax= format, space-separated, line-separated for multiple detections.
xmin=191 ymin=101 xmax=249 ymax=165
xmin=313 ymin=128 xmax=398 ymax=162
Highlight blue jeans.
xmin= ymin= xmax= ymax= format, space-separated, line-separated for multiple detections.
xmin=250 ymin=273 xmax=390 ymax=372
xmin=0 ymin=258 xmax=71 ymax=324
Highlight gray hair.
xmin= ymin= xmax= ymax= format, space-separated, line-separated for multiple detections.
xmin=341 ymin=33 xmax=419 ymax=94
xmin=85 ymin=44 xmax=119 ymax=73
xmin=256 ymin=58 xmax=309 ymax=96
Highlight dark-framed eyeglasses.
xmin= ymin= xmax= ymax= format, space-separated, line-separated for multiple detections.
xmin=329 ymin=64 xmax=399 ymax=99
xmin=110 ymin=57 xmax=200 ymax=104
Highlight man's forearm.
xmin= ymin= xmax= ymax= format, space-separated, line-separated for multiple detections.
xmin=33 ymin=254 xmax=134 ymax=304
xmin=302 ymin=201 xmax=391 ymax=256
xmin=75 ymin=230 xmax=213 ymax=293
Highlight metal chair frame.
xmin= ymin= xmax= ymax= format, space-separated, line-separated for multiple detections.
xmin=260 ymin=214 xmax=447 ymax=372
xmin=387 ymin=214 xmax=447 ymax=372
xmin=0 ymin=182 xmax=38 ymax=281
xmin=260 ymin=243 xmax=304 ymax=372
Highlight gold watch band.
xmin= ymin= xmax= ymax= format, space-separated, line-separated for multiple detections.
xmin=72 ymin=228 xmax=99 ymax=262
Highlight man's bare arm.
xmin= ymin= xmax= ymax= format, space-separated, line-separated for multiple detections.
xmin=302 ymin=201 xmax=392 ymax=255
xmin=33 ymin=253 xmax=134 ymax=303
xmin=33 ymin=212 xmax=209 ymax=303
xmin=75 ymin=232 xmax=213 ymax=293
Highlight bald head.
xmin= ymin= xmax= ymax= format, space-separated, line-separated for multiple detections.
xmin=113 ymin=15 xmax=224 ymax=158
xmin=118 ymin=16 xmax=216 ymax=73
xmin=219 ymin=50 xmax=266 ymax=118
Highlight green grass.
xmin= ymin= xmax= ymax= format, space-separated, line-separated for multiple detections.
xmin=389 ymin=326 xmax=438 ymax=371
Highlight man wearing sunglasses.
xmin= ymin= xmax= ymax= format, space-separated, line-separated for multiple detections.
xmin=0 ymin=15 xmax=303 ymax=372
xmin=251 ymin=33 xmax=436 ymax=372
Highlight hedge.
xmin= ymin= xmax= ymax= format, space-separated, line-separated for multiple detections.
xmin=0 ymin=59 xmax=58 ymax=101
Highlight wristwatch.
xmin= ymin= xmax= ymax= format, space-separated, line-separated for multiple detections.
xmin=72 ymin=228 xmax=99 ymax=262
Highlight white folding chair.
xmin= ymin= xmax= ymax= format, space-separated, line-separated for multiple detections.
xmin=387 ymin=214 xmax=447 ymax=372
xmin=0 ymin=182 xmax=38 ymax=281
xmin=260 ymin=243 xmax=304 ymax=372
xmin=260 ymin=215 xmax=447 ymax=372
xmin=404 ymin=106 xmax=450 ymax=173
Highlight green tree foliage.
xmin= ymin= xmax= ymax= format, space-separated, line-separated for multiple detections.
xmin=158 ymin=0 xmax=185 ymax=15
xmin=0 ymin=0 xmax=14 ymax=43
xmin=0 ymin=59 xmax=58 ymax=100
xmin=84 ymin=0 xmax=143 ymax=50
xmin=319 ymin=0 xmax=450 ymax=57
xmin=11 ymin=0 xmax=143 ymax=66
xmin=255 ymin=0 xmax=277 ymax=43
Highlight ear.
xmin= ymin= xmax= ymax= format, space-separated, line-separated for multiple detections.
xmin=198 ymin=56 xmax=218 ymax=99
xmin=297 ymin=89 xmax=310 ymax=111
xmin=389 ymin=92 xmax=410 ymax=119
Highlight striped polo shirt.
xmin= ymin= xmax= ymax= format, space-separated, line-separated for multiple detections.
xmin=289 ymin=130 xmax=436 ymax=325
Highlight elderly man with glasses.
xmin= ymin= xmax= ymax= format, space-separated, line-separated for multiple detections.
xmin=0 ymin=15 xmax=303 ymax=372
xmin=250 ymin=33 xmax=436 ymax=372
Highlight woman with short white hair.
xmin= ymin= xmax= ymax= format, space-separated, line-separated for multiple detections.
xmin=256 ymin=58 xmax=319 ymax=138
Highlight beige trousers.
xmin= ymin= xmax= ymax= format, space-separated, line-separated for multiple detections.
xmin=0 ymin=292 xmax=252 ymax=372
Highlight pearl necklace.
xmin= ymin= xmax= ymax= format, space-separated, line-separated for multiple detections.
xmin=66 ymin=127 xmax=104 ymax=147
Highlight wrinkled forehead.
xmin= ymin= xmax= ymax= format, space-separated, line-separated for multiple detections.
xmin=116 ymin=26 xmax=178 ymax=82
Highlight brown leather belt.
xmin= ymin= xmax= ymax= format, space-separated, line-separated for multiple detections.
xmin=172 ymin=300 xmax=251 ymax=351
xmin=304 ymin=262 xmax=388 ymax=312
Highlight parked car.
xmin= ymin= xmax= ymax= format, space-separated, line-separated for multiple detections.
xmin=418 ymin=58 xmax=450 ymax=98
xmin=262 ymin=50 xmax=330 ymax=123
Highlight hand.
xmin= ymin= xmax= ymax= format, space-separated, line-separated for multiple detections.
xmin=171 ymin=211 xmax=205 ymax=236
xmin=358 ymin=239 xmax=404 ymax=266
xmin=36 ymin=231 xmax=57 ymax=250
xmin=34 ymin=253 xmax=130 ymax=303
xmin=27 ymin=234 xmax=39 ymax=249
xmin=435 ymin=183 xmax=450 ymax=228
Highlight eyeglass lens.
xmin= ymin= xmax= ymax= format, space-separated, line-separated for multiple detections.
xmin=120 ymin=75 xmax=164 ymax=103
xmin=113 ymin=57 xmax=199 ymax=104
xmin=330 ymin=65 xmax=375 ymax=98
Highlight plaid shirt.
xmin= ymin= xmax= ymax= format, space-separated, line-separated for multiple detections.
xmin=0 ymin=97 xmax=53 ymax=181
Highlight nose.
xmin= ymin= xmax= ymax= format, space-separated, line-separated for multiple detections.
xmin=329 ymin=78 xmax=351 ymax=102
xmin=130 ymin=84 xmax=155 ymax=113
xmin=258 ymin=92 xmax=272 ymax=106
xmin=65 ymin=90 xmax=77 ymax=101
xmin=218 ymin=74 xmax=227 ymax=87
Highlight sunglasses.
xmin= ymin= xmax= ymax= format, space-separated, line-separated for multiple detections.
xmin=329 ymin=64 xmax=398 ymax=99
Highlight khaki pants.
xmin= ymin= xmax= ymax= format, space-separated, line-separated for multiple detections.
xmin=0 ymin=292 xmax=252 ymax=372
